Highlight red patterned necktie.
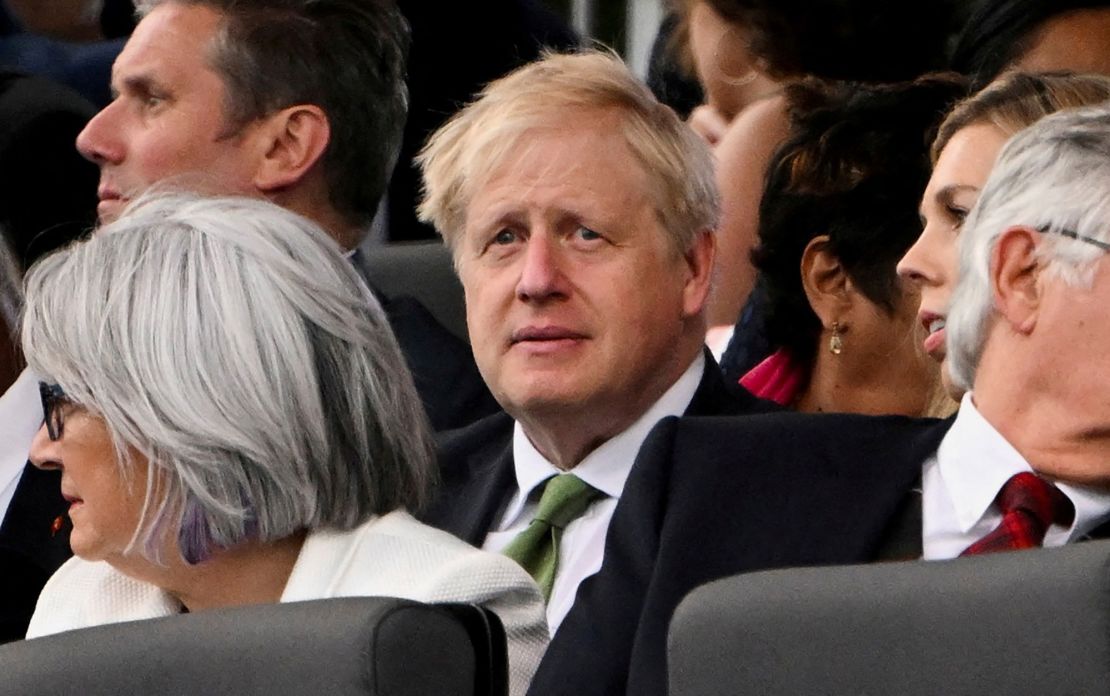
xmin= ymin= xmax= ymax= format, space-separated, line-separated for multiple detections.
xmin=960 ymin=471 xmax=1075 ymax=556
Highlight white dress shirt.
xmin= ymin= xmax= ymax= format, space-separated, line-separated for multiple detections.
xmin=0 ymin=368 xmax=43 ymax=521
xmin=483 ymin=353 xmax=705 ymax=633
xmin=922 ymin=392 xmax=1110 ymax=560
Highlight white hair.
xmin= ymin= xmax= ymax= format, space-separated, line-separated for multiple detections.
xmin=946 ymin=103 xmax=1110 ymax=392
xmin=22 ymin=192 xmax=434 ymax=564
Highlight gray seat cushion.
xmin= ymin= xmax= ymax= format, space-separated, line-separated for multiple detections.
xmin=1 ymin=597 xmax=504 ymax=695
xmin=669 ymin=541 xmax=1110 ymax=695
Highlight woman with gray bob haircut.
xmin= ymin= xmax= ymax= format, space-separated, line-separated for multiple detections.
xmin=946 ymin=103 xmax=1110 ymax=393
xmin=23 ymin=194 xmax=548 ymax=692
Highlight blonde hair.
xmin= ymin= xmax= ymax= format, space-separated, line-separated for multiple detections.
xmin=416 ymin=49 xmax=719 ymax=257
xmin=933 ymin=71 xmax=1110 ymax=162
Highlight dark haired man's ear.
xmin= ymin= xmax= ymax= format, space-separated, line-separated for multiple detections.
xmin=252 ymin=104 xmax=331 ymax=193
xmin=801 ymin=234 xmax=851 ymax=327
xmin=990 ymin=225 xmax=1042 ymax=335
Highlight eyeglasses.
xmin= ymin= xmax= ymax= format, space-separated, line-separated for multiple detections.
xmin=1037 ymin=225 xmax=1110 ymax=253
xmin=39 ymin=382 xmax=68 ymax=441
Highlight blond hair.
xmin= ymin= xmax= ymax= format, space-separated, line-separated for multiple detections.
xmin=417 ymin=49 xmax=719 ymax=257
xmin=933 ymin=71 xmax=1110 ymax=162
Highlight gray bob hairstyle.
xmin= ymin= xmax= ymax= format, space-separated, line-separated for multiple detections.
xmin=946 ymin=102 xmax=1110 ymax=391
xmin=416 ymin=49 xmax=719 ymax=257
xmin=22 ymin=193 xmax=434 ymax=564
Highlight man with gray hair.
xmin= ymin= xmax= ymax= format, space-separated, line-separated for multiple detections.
xmin=531 ymin=102 xmax=1110 ymax=696
xmin=414 ymin=50 xmax=770 ymax=637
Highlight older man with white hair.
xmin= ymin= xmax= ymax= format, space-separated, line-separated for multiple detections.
xmin=531 ymin=102 xmax=1110 ymax=696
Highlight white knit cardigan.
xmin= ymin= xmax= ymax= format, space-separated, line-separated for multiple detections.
xmin=27 ymin=510 xmax=549 ymax=696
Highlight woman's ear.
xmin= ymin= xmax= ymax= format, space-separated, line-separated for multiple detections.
xmin=800 ymin=235 xmax=851 ymax=327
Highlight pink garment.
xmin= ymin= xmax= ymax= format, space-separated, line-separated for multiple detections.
xmin=739 ymin=349 xmax=805 ymax=406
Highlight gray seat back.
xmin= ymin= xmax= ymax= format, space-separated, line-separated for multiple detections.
xmin=668 ymin=541 xmax=1110 ymax=696
xmin=1 ymin=597 xmax=507 ymax=696
xmin=359 ymin=241 xmax=467 ymax=342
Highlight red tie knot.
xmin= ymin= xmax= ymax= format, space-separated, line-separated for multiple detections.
xmin=997 ymin=472 xmax=1075 ymax=529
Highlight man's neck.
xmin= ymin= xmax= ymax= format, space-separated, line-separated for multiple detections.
xmin=514 ymin=350 xmax=705 ymax=470
xmin=974 ymin=386 xmax=1110 ymax=490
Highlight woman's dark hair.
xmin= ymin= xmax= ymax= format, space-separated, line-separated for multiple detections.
xmin=703 ymin=0 xmax=958 ymax=81
xmin=951 ymin=0 xmax=1110 ymax=88
xmin=751 ymin=74 xmax=968 ymax=370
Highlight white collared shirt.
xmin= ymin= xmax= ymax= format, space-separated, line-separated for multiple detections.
xmin=922 ymin=392 xmax=1110 ymax=560
xmin=0 ymin=368 xmax=44 ymax=521
xmin=484 ymin=353 xmax=706 ymax=633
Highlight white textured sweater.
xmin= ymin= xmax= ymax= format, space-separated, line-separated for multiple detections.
xmin=28 ymin=510 xmax=549 ymax=696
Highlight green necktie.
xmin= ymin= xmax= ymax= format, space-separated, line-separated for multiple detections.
xmin=502 ymin=473 xmax=605 ymax=602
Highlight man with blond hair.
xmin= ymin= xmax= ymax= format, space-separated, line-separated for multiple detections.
xmin=416 ymin=50 xmax=770 ymax=635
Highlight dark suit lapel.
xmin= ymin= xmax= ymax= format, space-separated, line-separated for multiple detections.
xmin=449 ymin=443 xmax=516 ymax=547
xmin=684 ymin=349 xmax=775 ymax=417
xmin=0 ymin=462 xmax=70 ymax=569
xmin=0 ymin=462 xmax=72 ymax=643
xmin=425 ymin=412 xmax=517 ymax=546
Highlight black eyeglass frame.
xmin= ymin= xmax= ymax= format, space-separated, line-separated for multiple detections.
xmin=1036 ymin=224 xmax=1110 ymax=253
xmin=39 ymin=382 xmax=67 ymax=441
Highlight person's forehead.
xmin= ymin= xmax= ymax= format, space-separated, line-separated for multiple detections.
xmin=480 ymin=114 xmax=655 ymax=194
xmin=114 ymin=3 xmax=225 ymax=87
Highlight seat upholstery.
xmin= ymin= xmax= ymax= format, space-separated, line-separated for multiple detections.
xmin=358 ymin=241 xmax=468 ymax=342
xmin=0 ymin=597 xmax=507 ymax=696
xmin=668 ymin=541 xmax=1110 ymax=695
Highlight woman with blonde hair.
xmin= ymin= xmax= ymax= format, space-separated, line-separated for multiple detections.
xmin=899 ymin=71 xmax=1110 ymax=399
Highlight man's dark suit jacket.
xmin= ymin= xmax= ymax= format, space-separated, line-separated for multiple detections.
xmin=419 ymin=353 xmax=772 ymax=547
xmin=527 ymin=411 xmax=954 ymax=696
xmin=0 ymin=463 xmax=70 ymax=643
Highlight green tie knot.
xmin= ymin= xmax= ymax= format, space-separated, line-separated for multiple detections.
xmin=502 ymin=473 xmax=605 ymax=601
xmin=534 ymin=473 xmax=603 ymax=529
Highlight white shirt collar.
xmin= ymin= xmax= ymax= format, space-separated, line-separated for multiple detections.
xmin=938 ymin=392 xmax=1110 ymax=541
xmin=501 ymin=353 xmax=706 ymax=527
xmin=0 ymin=368 xmax=44 ymax=518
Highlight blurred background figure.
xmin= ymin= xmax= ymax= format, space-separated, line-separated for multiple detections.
xmin=952 ymin=0 xmax=1110 ymax=87
xmin=899 ymin=71 xmax=1110 ymax=400
xmin=651 ymin=0 xmax=959 ymax=337
xmin=22 ymin=194 xmax=549 ymax=694
xmin=0 ymin=0 xmax=130 ymax=106
xmin=384 ymin=0 xmax=578 ymax=242
xmin=732 ymin=75 xmax=966 ymax=417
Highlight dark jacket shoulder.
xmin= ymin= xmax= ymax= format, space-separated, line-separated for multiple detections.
xmin=529 ymin=411 xmax=951 ymax=696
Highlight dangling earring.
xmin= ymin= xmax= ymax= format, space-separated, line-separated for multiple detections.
xmin=829 ymin=321 xmax=844 ymax=355
xmin=713 ymin=27 xmax=759 ymax=87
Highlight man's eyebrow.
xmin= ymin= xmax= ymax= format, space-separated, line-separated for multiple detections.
xmin=115 ymin=73 xmax=163 ymax=98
